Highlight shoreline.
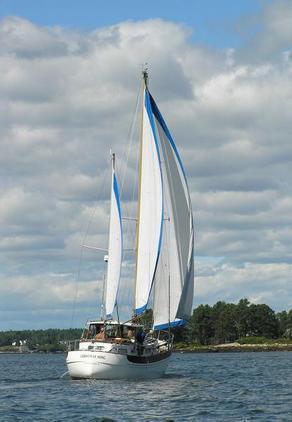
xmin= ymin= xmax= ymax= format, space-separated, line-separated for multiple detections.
xmin=174 ymin=342 xmax=292 ymax=353
xmin=1 ymin=343 xmax=292 ymax=354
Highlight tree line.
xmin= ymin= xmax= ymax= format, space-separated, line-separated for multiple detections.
xmin=0 ymin=328 xmax=82 ymax=350
xmin=1 ymin=299 xmax=291 ymax=348
xmin=179 ymin=299 xmax=292 ymax=345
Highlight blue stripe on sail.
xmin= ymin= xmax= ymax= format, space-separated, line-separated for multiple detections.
xmin=135 ymin=303 xmax=147 ymax=315
xmin=149 ymin=93 xmax=187 ymax=182
xmin=153 ymin=319 xmax=186 ymax=331
xmin=113 ymin=171 xmax=123 ymax=252
xmin=111 ymin=171 xmax=123 ymax=318
xmin=113 ymin=173 xmax=122 ymax=225
xmin=143 ymin=89 xmax=164 ymax=309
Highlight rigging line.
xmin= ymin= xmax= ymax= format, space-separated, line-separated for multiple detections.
xmin=124 ymin=92 xmax=141 ymax=249
xmin=119 ymin=77 xmax=142 ymax=200
xmin=70 ymin=237 xmax=85 ymax=329
xmin=119 ymin=77 xmax=142 ymax=233
xmin=101 ymin=271 xmax=106 ymax=320
xmin=116 ymin=77 xmax=142 ymax=315
xmin=70 ymin=167 xmax=109 ymax=328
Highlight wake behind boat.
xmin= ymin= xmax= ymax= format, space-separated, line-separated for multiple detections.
xmin=66 ymin=69 xmax=194 ymax=379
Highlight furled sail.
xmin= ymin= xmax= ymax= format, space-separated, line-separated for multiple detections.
xmin=149 ymin=93 xmax=194 ymax=330
xmin=105 ymin=153 xmax=123 ymax=319
xmin=135 ymin=89 xmax=163 ymax=315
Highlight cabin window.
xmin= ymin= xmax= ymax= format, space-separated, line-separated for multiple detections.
xmin=122 ymin=325 xmax=135 ymax=339
xmin=87 ymin=324 xmax=104 ymax=338
xmin=105 ymin=325 xmax=119 ymax=338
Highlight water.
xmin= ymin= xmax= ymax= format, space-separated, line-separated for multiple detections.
xmin=0 ymin=352 xmax=291 ymax=421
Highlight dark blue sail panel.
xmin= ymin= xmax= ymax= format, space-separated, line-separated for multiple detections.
xmin=154 ymin=319 xmax=186 ymax=331
xmin=149 ymin=93 xmax=187 ymax=181
xmin=113 ymin=173 xmax=122 ymax=225
xmin=135 ymin=303 xmax=147 ymax=316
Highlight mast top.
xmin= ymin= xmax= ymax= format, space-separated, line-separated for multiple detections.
xmin=110 ymin=149 xmax=115 ymax=170
xmin=142 ymin=63 xmax=149 ymax=89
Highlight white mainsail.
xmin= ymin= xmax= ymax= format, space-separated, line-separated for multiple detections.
xmin=135 ymin=89 xmax=163 ymax=315
xmin=105 ymin=153 xmax=123 ymax=319
xmin=136 ymin=87 xmax=194 ymax=329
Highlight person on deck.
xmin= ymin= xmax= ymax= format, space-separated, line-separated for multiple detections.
xmin=127 ymin=327 xmax=134 ymax=339
xmin=136 ymin=329 xmax=146 ymax=344
xmin=95 ymin=327 xmax=105 ymax=340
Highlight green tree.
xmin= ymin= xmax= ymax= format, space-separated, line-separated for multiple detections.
xmin=189 ymin=305 xmax=214 ymax=345
xmin=248 ymin=304 xmax=279 ymax=338
xmin=278 ymin=310 xmax=292 ymax=338
xmin=212 ymin=302 xmax=237 ymax=344
xmin=234 ymin=298 xmax=250 ymax=338
xmin=277 ymin=311 xmax=288 ymax=336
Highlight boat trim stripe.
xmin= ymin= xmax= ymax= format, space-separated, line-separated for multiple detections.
xmin=127 ymin=350 xmax=171 ymax=364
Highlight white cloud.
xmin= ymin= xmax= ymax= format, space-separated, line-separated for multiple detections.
xmin=195 ymin=262 xmax=292 ymax=311
xmin=1 ymin=6 xmax=292 ymax=328
xmin=237 ymin=0 xmax=292 ymax=61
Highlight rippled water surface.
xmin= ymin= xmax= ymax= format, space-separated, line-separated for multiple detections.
xmin=0 ymin=351 xmax=291 ymax=421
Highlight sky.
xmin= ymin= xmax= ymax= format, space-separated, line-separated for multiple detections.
xmin=1 ymin=0 xmax=292 ymax=330
xmin=0 ymin=0 xmax=263 ymax=47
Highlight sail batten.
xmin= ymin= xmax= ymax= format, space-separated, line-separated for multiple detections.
xmin=105 ymin=155 xmax=123 ymax=319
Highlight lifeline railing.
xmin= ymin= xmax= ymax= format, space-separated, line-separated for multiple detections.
xmin=66 ymin=340 xmax=80 ymax=351
xmin=65 ymin=333 xmax=174 ymax=352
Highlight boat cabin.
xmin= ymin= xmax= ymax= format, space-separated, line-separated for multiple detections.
xmin=81 ymin=320 xmax=145 ymax=342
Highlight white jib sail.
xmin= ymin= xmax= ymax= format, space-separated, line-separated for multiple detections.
xmin=105 ymin=154 xmax=123 ymax=319
xmin=150 ymin=93 xmax=194 ymax=330
xmin=135 ymin=89 xmax=163 ymax=314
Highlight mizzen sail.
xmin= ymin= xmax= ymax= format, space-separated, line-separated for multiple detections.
xmin=105 ymin=153 xmax=123 ymax=319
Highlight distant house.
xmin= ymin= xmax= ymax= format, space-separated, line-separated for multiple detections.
xmin=11 ymin=339 xmax=29 ymax=352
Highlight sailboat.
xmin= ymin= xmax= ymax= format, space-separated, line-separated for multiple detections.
xmin=66 ymin=70 xmax=194 ymax=379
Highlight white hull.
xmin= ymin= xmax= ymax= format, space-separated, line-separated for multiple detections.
xmin=66 ymin=349 xmax=171 ymax=380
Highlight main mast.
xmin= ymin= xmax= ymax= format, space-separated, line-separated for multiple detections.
xmin=134 ymin=68 xmax=148 ymax=314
